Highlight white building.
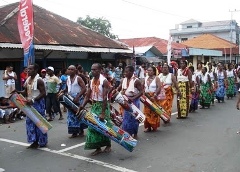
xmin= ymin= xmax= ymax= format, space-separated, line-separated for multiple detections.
xmin=170 ymin=19 xmax=239 ymax=45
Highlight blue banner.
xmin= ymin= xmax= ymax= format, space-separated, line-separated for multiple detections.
xmin=24 ymin=41 xmax=35 ymax=67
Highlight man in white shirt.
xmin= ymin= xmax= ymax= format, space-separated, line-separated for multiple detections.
xmin=2 ymin=65 xmax=17 ymax=98
xmin=138 ymin=64 xmax=146 ymax=84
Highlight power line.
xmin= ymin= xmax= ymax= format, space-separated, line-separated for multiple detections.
xmin=120 ymin=0 xmax=189 ymax=19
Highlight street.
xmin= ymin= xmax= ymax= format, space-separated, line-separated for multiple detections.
xmin=1 ymin=96 xmax=240 ymax=172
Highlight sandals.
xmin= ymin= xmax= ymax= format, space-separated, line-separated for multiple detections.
xmin=91 ymin=148 xmax=102 ymax=156
xmin=103 ymin=146 xmax=111 ymax=153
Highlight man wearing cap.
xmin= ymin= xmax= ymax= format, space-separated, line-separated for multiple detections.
xmin=40 ymin=69 xmax=47 ymax=86
xmin=46 ymin=66 xmax=63 ymax=121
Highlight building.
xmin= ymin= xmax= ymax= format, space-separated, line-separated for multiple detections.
xmin=170 ymin=19 xmax=239 ymax=45
xmin=120 ymin=37 xmax=222 ymax=68
xmin=120 ymin=37 xmax=186 ymax=64
xmin=182 ymin=34 xmax=238 ymax=63
xmin=0 ymin=2 xmax=131 ymax=94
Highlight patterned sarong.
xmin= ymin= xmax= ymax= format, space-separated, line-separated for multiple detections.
xmin=144 ymin=92 xmax=160 ymax=130
xmin=177 ymin=81 xmax=190 ymax=118
xmin=159 ymin=86 xmax=174 ymax=120
xmin=226 ymin=77 xmax=234 ymax=97
xmin=200 ymin=82 xmax=212 ymax=107
xmin=26 ymin=98 xmax=48 ymax=146
xmin=84 ymin=101 xmax=111 ymax=150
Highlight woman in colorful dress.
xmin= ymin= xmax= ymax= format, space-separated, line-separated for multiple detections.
xmin=226 ymin=63 xmax=237 ymax=99
xmin=199 ymin=66 xmax=212 ymax=109
xmin=189 ymin=66 xmax=200 ymax=113
xmin=176 ymin=60 xmax=192 ymax=118
xmin=216 ymin=63 xmax=228 ymax=103
xmin=207 ymin=62 xmax=217 ymax=105
xmin=143 ymin=66 xmax=161 ymax=132
xmin=158 ymin=63 xmax=180 ymax=122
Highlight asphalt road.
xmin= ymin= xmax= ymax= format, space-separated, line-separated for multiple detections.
xmin=1 ymin=96 xmax=240 ymax=172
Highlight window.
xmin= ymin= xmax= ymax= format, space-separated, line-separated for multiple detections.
xmin=187 ymin=25 xmax=192 ymax=28
xmin=181 ymin=38 xmax=188 ymax=42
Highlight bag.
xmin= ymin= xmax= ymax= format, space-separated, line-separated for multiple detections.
xmin=157 ymin=88 xmax=166 ymax=100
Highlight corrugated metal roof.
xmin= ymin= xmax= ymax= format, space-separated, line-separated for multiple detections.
xmin=134 ymin=46 xmax=153 ymax=54
xmin=130 ymin=46 xmax=162 ymax=56
xmin=0 ymin=3 xmax=129 ymax=50
xmin=0 ymin=43 xmax=132 ymax=53
xmin=120 ymin=37 xmax=186 ymax=55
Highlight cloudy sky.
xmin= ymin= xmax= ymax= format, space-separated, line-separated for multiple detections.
xmin=1 ymin=0 xmax=240 ymax=40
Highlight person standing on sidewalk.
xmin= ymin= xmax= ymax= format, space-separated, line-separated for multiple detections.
xmin=46 ymin=66 xmax=63 ymax=121
xmin=3 ymin=65 xmax=17 ymax=98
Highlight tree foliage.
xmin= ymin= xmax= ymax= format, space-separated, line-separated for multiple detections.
xmin=77 ymin=15 xmax=118 ymax=39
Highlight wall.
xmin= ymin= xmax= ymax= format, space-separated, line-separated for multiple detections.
xmin=171 ymin=26 xmax=237 ymax=44
xmin=0 ymin=70 xmax=6 ymax=97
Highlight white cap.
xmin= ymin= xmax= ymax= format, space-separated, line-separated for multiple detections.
xmin=47 ymin=66 xmax=54 ymax=72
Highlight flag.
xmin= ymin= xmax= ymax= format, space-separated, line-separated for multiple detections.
xmin=18 ymin=0 xmax=35 ymax=67
xmin=167 ymin=35 xmax=172 ymax=65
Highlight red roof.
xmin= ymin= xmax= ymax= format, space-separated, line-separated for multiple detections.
xmin=119 ymin=37 xmax=186 ymax=54
xmin=0 ymin=3 xmax=127 ymax=49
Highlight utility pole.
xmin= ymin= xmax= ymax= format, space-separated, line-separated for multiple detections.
xmin=229 ymin=9 xmax=240 ymax=63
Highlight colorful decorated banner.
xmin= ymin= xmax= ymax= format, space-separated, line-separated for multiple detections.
xmin=59 ymin=95 xmax=137 ymax=152
xmin=143 ymin=93 xmax=170 ymax=123
xmin=10 ymin=93 xmax=52 ymax=134
xmin=18 ymin=0 xmax=35 ymax=67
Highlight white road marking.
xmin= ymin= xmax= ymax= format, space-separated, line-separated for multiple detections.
xmin=0 ymin=138 xmax=137 ymax=172
xmin=0 ymin=138 xmax=30 ymax=147
xmin=56 ymin=142 xmax=86 ymax=153
xmin=0 ymin=168 xmax=5 ymax=172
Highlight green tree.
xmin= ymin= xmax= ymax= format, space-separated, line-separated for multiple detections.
xmin=77 ymin=15 xmax=118 ymax=39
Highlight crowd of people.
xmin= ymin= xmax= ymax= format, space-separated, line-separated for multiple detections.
xmin=1 ymin=60 xmax=240 ymax=155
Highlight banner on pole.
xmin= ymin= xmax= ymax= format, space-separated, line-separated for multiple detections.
xmin=18 ymin=0 xmax=35 ymax=67
xmin=167 ymin=35 xmax=172 ymax=65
